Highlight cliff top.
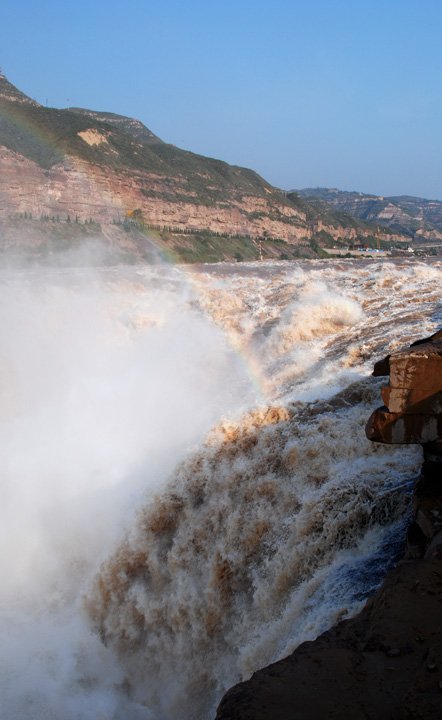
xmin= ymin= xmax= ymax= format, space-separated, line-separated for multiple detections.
xmin=69 ymin=107 xmax=163 ymax=146
xmin=0 ymin=74 xmax=39 ymax=107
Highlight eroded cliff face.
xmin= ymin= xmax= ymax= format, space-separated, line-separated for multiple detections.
xmin=0 ymin=145 xmax=402 ymax=245
xmin=0 ymin=75 xmax=411 ymax=250
xmin=0 ymin=146 xmax=304 ymax=240
xmin=0 ymin=147 xmax=121 ymax=223
xmin=0 ymin=147 xmax=362 ymax=243
xmin=0 ymin=74 xmax=412 ymax=253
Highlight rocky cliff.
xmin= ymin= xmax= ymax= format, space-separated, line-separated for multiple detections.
xmin=297 ymin=187 xmax=442 ymax=245
xmin=0 ymin=74 xmax=406 ymax=260
xmin=215 ymin=333 xmax=442 ymax=719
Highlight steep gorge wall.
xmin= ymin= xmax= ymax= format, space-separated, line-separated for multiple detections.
xmin=0 ymin=146 xmax=397 ymax=244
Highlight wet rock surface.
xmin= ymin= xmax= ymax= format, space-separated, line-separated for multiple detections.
xmin=215 ymin=331 xmax=442 ymax=720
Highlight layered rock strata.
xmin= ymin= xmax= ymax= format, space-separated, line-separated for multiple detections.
xmin=0 ymin=145 xmax=389 ymax=244
xmin=366 ymin=329 xmax=442 ymax=446
xmin=215 ymin=332 xmax=442 ymax=720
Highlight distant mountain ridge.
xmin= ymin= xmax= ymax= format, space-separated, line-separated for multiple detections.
xmin=0 ymin=74 xmax=412 ymax=261
xmin=296 ymin=188 xmax=442 ymax=242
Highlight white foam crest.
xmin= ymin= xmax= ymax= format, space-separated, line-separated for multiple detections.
xmin=258 ymin=282 xmax=364 ymax=395
xmin=267 ymin=282 xmax=363 ymax=350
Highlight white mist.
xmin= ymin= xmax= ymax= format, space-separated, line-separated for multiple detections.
xmin=0 ymin=260 xmax=255 ymax=720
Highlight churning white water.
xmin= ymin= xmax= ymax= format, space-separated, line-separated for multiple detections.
xmin=0 ymin=257 xmax=440 ymax=719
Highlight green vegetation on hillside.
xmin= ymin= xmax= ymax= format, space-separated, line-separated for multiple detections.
xmin=286 ymin=191 xmax=398 ymax=239
xmin=69 ymin=107 xmax=163 ymax=145
xmin=152 ymin=229 xmax=312 ymax=263
xmin=120 ymin=211 xmax=313 ymax=262
xmin=0 ymin=213 xmax=318 ymax=264
xmin=0 ymin=95 xmax=276 ymax=202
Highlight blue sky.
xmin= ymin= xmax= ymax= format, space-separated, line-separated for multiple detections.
xmin=1 ymin=0 xmax=441 ymax=199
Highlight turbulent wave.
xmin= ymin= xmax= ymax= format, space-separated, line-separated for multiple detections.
xmin=87 ymin=382 xmax=419 ymax=719
xmin=0 ymin=258 xmax=440 ymax=719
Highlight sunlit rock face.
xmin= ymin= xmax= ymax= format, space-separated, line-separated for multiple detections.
xmin=0 ymin=143 xmax=372 ymax=244
xmin=365 ymin=328 xmax=442 ymax=560
xmin=366 ymin=330 xmax=442 ymax=444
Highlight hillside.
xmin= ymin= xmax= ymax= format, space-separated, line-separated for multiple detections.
xmin=296 ymin=187 xmax=442 ymax=244
xmin=69 ymin=107 xmax=164 ymax=146
xmin=0 ymin=73 xmax=408 ymax=262
xmin=0 ymin=72 xmax=39 ymax=106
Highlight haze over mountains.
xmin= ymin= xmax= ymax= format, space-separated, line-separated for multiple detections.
xmin=0 ymin=72 xmax=439 ymax=262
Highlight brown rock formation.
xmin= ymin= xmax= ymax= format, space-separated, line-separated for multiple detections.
xmin=0 ymin=145 xmax=390 ymax=246
xmin=366 ymin=331 xmax=442 ymax=444
xmin=366 ymin=328 xmax=442 ymax=565
xmin=215 ymin=332 xmax=442 ymax=720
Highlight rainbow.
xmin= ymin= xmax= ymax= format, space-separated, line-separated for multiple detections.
xmin=174 ymin=263 xmax=272 ymax=401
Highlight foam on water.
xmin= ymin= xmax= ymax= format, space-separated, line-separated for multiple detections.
xmin=88 ymin=382 xmax=420 ymax=718
xmin=1 ymin=258 xmax=441 ymax=719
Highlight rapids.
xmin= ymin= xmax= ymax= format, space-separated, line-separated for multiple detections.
xmin=0 ymin=258 xmax=440 ymax=719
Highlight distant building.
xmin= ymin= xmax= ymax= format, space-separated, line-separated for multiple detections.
xmin=349 ymin=240 xmax=367 ymax=250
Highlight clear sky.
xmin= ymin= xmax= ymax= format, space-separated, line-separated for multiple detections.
xmin=1 ymin=0 xmax=441 ymax=200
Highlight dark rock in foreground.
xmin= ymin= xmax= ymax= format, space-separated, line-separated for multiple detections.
xmin=216 ymin=559 xmax=442 ymax=720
